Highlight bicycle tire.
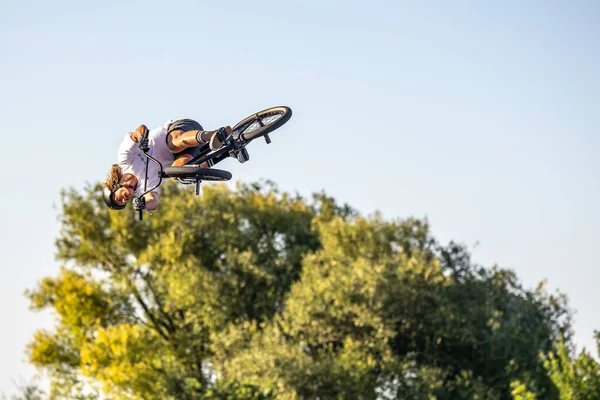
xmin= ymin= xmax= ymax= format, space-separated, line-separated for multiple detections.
xmin=232 ymin=106 xmax=292 ymax=142
xmin=164 ymin=166 xmax=232 ymax=181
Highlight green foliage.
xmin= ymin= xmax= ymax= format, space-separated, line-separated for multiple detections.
xmin=541 ymin=333 xmax=600 ymax=399
xmin=24 ymin=180 xmax=575 ymax=399
xmin=510 ymin=380 xmax=537 ymax=400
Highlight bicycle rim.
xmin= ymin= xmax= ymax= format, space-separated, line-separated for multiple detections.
xmin=233 ymin=106 xmax=292 ymax=141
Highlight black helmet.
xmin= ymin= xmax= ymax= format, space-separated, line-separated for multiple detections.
xmin=102 ymin=185 xmax=127 ymax=210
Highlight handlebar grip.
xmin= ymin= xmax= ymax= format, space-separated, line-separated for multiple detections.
xmin=139 ymin=128 xmax=150 ymax=152
xmin=133 ymin=197 xmax=146 ymax=211
xmin=133 ymin=197 xmax=146 ymax=220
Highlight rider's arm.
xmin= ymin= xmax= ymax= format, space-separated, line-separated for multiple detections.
xmin=118 ymin=125 xmax=148 ymax=158
xmin=144 ymin=192 xmax=159 ymax=211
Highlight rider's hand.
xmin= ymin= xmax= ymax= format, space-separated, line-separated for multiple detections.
xmin=130 ymin=125 xmax=148 ymax=142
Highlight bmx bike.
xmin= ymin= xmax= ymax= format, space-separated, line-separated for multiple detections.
xmin=133 ymin=105 xmax=292 ymax=220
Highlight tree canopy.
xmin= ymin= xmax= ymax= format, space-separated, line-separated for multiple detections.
xmin=21 ymin=180 xmax=589 ymax=399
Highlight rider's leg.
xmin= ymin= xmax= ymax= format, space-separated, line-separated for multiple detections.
xmin=169 ymin=153 xmax=209 ymax=181
xmin=171 ymin=153 xmax=209 ymax=168
xmin=166 ymin=119 xmax=211 ymax=153
xmin=166 ymin=118 xmax=232 ymax=153
xmin=171 ymin=140 xmax=209 ymax=167
xmin=167 ymin=129 xmax=205 ymax=151
xmin=168 ymin=127 xmax=232 ymax=152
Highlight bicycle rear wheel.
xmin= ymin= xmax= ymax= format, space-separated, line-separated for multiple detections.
xmin=164 ymin=166 xmax=232 ymax=181
xmin=232 ymin=106 xmax=292 ymax=142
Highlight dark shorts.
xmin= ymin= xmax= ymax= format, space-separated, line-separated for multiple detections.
xmin=166 ymin=119 xmax=208 ymax=163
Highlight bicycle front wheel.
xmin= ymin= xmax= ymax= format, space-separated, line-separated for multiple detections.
xmin=232 ymin=106 xmax=292 ymax=142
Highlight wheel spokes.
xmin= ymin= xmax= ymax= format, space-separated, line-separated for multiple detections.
xmin=239 ymin=113 xmax=284 ymax=135
xmin=261 ymin=114 xmax=282 ymax=125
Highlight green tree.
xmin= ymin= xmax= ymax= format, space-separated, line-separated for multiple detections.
xmin=541 ymin=333 xmax=600 ymax=399
xmin=213 ymin=213 xmax=569 ymax=399
xmin=510 ymin=380 xmax=537 ymax=400
xmin=25 ymin=180 xmax=572 ymax=399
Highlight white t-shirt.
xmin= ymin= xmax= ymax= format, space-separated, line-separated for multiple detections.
xmin=117 ymin=120 xmax=175 ymax=198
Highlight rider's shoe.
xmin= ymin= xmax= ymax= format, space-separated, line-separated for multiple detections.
xmin=195 ymin=127 xmax=232 ymax=151
xmin=209 ymin=126 xmax=232 ymax=151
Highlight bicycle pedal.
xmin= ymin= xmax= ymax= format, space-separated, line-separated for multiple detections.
xmin=217 ymin=127 xmax=228 ymax=143
xmin=236 ymin=148 xmax=250 ymax=163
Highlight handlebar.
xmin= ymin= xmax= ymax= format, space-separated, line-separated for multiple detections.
xmin=135 ymin=128 xmax=164 ymax=220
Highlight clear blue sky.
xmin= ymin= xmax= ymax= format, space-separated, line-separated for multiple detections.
xmin=1 ymin=0 xmax=598 ymax=395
